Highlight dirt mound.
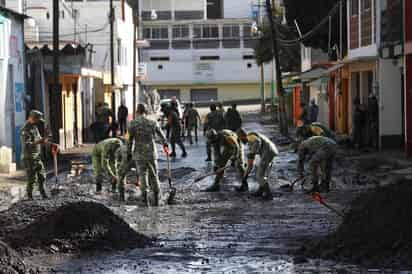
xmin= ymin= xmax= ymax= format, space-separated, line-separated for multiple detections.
xmin=0 ymin=241 xmax=39 ymax=274
xmin=303 ymin=180 xmax=412 ymax=268
xmin=0 ymin=199 xmax=152 ymax=256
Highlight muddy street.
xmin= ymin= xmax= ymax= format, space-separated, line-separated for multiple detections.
xmin=9 ymin=112 xmax=412 ymax=274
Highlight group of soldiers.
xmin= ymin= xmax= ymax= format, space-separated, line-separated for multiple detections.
xmin=21 ymin=102 xmax=338 ymax=204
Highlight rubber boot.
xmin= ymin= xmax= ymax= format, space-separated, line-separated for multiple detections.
xmin=152 ymin=193 xmax=160 ymax=207
xmin=182 ymin=151 xmax=188 ymax=158
xmin=205 ymin=182 xmax=220 ymax=192
xmin=118 ymin=188 xmax=125 ymax=202
xmin=96 ymin=179 xmax=103 ymax=194
xmin=111 ymin=182 xmax=117 ymax=193
xmin=141 ymin=191 xmax=148 ymax=207
xmin=306 ymin=181 xmax=320 ymax=194
xmin=27 ymin=192 xmax=33 ymax=200
xmin=261 ymin=184 xmax=273 ymax=200
xmin=39 ymin=184 xmax=48 ymax=200
xmin=320 ymin=180 xmax=330 ymax=193
xmin=236 ymin=179 xmax=249 ymax=192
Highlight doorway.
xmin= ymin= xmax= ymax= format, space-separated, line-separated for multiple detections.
xmin=6 ymin=64 xmax=16 ymax=156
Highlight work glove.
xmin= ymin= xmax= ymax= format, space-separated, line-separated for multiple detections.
xmin=163 ymin=143 xmax=170 ymax=154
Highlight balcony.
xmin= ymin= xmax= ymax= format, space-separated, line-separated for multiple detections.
xmin=141 ymin=20 xmax=257 ymax=50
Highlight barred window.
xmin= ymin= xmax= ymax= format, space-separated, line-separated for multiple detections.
xmin=142 ymin=26 xmax=169 ymax=40
xmin=223 ymin=24 xmax=240 ymax=38
xmin=193 ymin=24 xmax=219 ymax=39
xmin=172 ymin=25 xmax=190 ymax=39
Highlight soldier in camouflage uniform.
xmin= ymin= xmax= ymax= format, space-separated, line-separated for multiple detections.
xmin=92 ymin=138 xmax=123 ymax=193
xmin=128 ymin=104 xmax=168 ymax=206
xmin=204 ymin=104 xmax=226 ymax=161
xmin=114 ymin=144 xmax=135 ymax=202
xmin=21 ymin=110 xmax=49 ymax=200
xmin=296 ymin=122 xmax=336 ymax=143
xmin=186 ymin=103 xmax=201 ymax=145
xmin=205 ymin=129 xmax=246 ymax=192
xmin=238 ymin=129 xmax=279 ymax=199
xmin=297 ymin=136 xmax=337 ymax=193
xmin=168 ymin=101 xmax=187 ymax=158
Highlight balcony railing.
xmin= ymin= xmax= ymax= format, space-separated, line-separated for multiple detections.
xmin=141 ymin=21 xmax=257 ymax=50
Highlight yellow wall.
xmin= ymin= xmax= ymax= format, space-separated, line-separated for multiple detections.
xmin=152 ymin=83 xmax=274 ymax=103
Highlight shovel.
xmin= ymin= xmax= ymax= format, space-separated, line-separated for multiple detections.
xmin=51 ymin=144 xmax=60 ymax=196
xmin=164 ymin=146 xmax=176 ymax=205
xmin=280 ymin=175 xmax=307 ymax=192
xmin=312 ymin=192 xmax=344 ymax=217
xmin=193 ymin=165 xmax=231 ymax=183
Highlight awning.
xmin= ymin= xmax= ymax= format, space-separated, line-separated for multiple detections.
xmin=300 ymin=67 xmax=327 ymax=82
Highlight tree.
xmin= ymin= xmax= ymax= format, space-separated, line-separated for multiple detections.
xmin=283 ymin=0 xmax=347 ymax=57
xmin=254 ymin=23 xmax=300 ymax=72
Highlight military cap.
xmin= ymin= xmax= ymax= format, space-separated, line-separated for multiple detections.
xmin=29 ymin=110 xmax=45 ymax=122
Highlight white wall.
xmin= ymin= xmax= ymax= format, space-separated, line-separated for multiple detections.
xmin=223 ymin=0 xmax=252 ymax=19
xmin=379 ymin=59 xmax=403 ymax=137
xmin=0 ymin=13 xmax=26 ymax=162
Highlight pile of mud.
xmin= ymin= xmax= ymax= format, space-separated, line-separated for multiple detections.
xmin=304 ymin=180 xmax=412 ymax=268
xmin=0 ymin=199 xmax=152 ymax=256
xmin=0 ymin=241 xmax=39 ymax=273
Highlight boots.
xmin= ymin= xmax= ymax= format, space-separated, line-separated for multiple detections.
xmin=261 ymin=184 xmax=273 ymax=200
xmin=205 ymin=182 xmax=220 ymax=192
xmin=118 ymin=188 xmax=125 ymax=202
xmin=152 ymin=193 xmax=160 ymax=207
xmin=182 ymin=151 xmax=188 ymax=158
xmin=320 ymin=181 xmax=330 ymax=193
xmin=141 ymin=191 xmax=148 ymax=207
xmin=111 ymin=182 xmax=117 ymax=193
xmin=236 ymin=179 xmax=249 ymax=192
xmin=306 ymin=181 xmax=320 ymax=194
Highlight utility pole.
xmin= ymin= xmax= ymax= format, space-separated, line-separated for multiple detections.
xmin=266 ymin=0 xmax=288 ymax=135
xmin=52 ymin=0 xmax=61 ymax=143
xmin=132 ymin=3 xmax=138 ymax=119
xmin=110 ymin=0 xmax=116 ymax=120
xmin=258 ymin=0 xmax=266 ymax=113
xmin=339 ymin=0 xmax=343 ymax=60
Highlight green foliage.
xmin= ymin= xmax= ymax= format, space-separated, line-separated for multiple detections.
xmin=253 ymin=23 xmax=300 ymax=72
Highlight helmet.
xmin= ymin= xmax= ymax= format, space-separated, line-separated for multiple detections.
xmin=206 ymin=129 xmax=218 ymax=141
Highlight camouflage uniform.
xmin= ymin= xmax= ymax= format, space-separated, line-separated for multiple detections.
xmin=168 ymin=109 xmax=187 ymax=157
xmin=128 ymin=115 xmax=167 ymax=206
xmin=297 ymin=136 xmax=337 ymax=192
xmin=92 ymin=138 xmax=123 ymax=192
xmin=296 ymin=122 xmax=336 ymax=142
xmin=246 ymin=132 xmax=279 ymax=194
xmin=115 ymin=144 xmax=134 ymax=201
xmin=204 ymin=110 xmax=225 ymax=160
xmin=206 ymin=130 xmax=246 ymax=192
xmin=187 ymin=108 xmax=200 ymax=144
xmin=21 ymin=120 xmax=47 ymax=199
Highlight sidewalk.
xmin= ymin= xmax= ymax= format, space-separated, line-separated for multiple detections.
xmin=0 ymin=143 xmax=94 ymax=211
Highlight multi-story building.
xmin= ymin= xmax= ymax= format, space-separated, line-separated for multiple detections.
xmin=140 ymin=0 xmax=275 ymax=104
xmin=343 ymin=0 xmax=403 ymax=148
xmin=6 ymin=0 xmax=142 ymax=148
xmin=0 ymin=6 xmax=27 ymax=170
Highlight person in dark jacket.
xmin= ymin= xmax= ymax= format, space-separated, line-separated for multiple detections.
xmin=168 ymin=101 xmax=187 ymax=158
xmin=308 ymin=99 xmax=319 ymax=123
xmin=352 ymin=97 xmax=366 ymax=149
xmin=225 ymin=104 xmax=242 ymax=132
xmin=118 ymin=103 xmax=129 ymax=135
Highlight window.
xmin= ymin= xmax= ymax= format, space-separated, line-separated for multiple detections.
xmin=362 ymin=0 xmax=371 ymax=10
xmin=193 ymin=24 xmax=219 ymax=39
xmin=172 ymin=25 xmax=189 ymax=40
xmin=150 ymin=56 xmax=170 ymax=61
xmin=223 ymin=25 xmax=240 ymax=38
xmin=351 ymin=0 xmax=359 ymax=16
xmin=142 ymin=26 xmax=169 ymax=40
xmin=200 ymin=56 xmax=220 ymax=60
xmin=243 ymin=55 xmax=255 ymax=60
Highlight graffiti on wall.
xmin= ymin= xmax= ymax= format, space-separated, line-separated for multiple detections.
xmin=15 ymin=82 xmax=23 ymax=112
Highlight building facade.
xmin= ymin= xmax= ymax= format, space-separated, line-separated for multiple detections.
xmin=140 ymin=0 xmax=275 ymax=105
xmin=0 ymin=6 xmax=26 ymax=170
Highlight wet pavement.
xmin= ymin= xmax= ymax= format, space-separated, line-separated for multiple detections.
xmin=24 ymin=112 xmax=412 ymax=273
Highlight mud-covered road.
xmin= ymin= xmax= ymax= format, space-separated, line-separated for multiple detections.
xmin=25 ymin=112 xmax=411 ymax=273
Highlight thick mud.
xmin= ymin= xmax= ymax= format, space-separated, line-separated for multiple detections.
xmin=4 ymin=112 xmax=412 ymax=273
xmin=0 ymin=199 xmax=152 ymax=259
xmin=303 ymin=179 xmax=412 ymax=269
